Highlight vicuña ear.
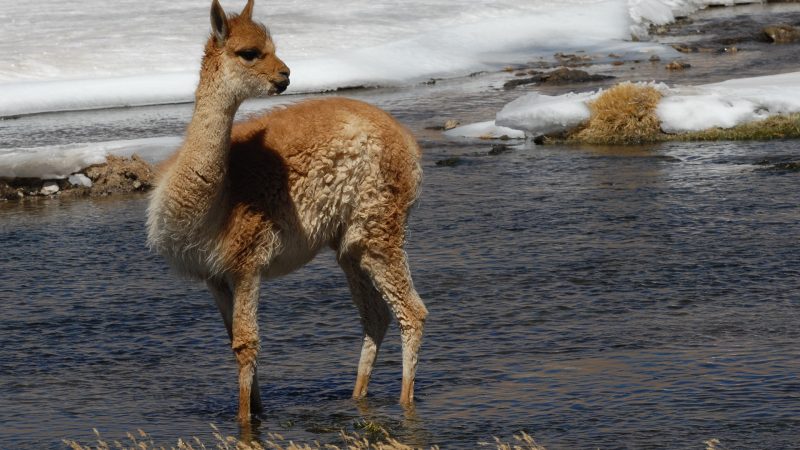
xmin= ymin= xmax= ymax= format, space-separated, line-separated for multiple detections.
xmin=210 ymin=0 xmax=229 ymax=46
xmin=241 ymin=0 xmax=255 ymax=20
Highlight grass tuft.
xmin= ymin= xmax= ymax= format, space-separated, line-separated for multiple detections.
xmin=568 ymin=82 xmax=663 ymax=145
xmin=669 ymin=112 xmax=800 ymax=141
xmin=479 ymin=432 xmax=547 ymax=450
xmin=553 ymin=82 xmax=800 ymax=145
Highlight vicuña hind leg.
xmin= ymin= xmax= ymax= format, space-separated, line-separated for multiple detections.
xmin=208 ymin=278 xmax=263 ymax=415
xmin=358 ymin=247 xmax=427 ymax=405
xmin=339 ymin=255 xmax=391 ymax=399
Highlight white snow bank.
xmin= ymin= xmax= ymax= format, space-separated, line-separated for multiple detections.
xmin=0 ymin=74 xmax=199 ymax=117
xmin=0 ymin=1 xmax=673 ymax=117
xmin=658 ymin=72 xmax=800 ymax=132
xmin=0 ymin=136 xmax=181 ymax=179
xmin=447 ymin=72 xmax=800 ymax=139
xmin=495 ymin=92 xmax=598 ymax=136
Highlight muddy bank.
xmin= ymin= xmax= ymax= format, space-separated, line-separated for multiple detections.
xmin=0 ymin=155 xmax=154 ymax=202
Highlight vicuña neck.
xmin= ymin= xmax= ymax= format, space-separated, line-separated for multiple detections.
xmin=180 ymin=73 xmax=241 ymax=181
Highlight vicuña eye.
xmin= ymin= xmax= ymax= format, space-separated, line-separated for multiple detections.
xmin=236 ymin=49 xmax=261 ymax=61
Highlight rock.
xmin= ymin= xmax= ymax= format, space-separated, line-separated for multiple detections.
xmin=443 ymin=120 xmax=460 ymax=131
xmin=755 ymin=159 xmax=800 ymax=172
xmin=649 ymin=55 xmax=661 ymax=62
xmin=763 ymin=25 xmax=800 ymax=44
xmin=543 ymin=67 xmax=613 ymax=84
xmin=68 ymin=173 xmax=93 ymax=188
xmin=671 ymin=44 xmax=697 ymax=53
xmin=425 ymin=119 xmax=461 ymax=131
xmin=666 ymin=61 xmax=691 ymax=71
xmin=503 ymin=67 xmax=613 ymax=90
xmin=435 ymin=157 xmax=463 ymax=167
xmin=40 ymin=181 xmax=59 ymax=196
xmin=553 ymin=52 xmax=592 ymax=66
xmin=133 ymin=180 xmax=142 ymax=189
xmin=488 ymin=144 xmax=512 ymax=155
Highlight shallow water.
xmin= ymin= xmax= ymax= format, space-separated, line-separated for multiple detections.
xmin=1 ymin=127 xmax=799 ymax=448
xmin=3 ymin=4 xmax=800 ymax=443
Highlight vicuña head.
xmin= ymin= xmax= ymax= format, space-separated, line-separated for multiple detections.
xmin=203 ymin=0 xmax=290 ymax=101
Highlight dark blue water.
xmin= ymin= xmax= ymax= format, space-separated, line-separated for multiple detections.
xmin=1 ymin=129 xmax=799 ymax=448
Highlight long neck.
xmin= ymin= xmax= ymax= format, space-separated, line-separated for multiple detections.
xmin=152 ymin=63 xmax=244 ymax=240
xmin=180 ymin=71 xmax=240 ymax=186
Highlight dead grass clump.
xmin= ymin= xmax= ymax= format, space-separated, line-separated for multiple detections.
xmin=569 ymin=82 xmax=663 ymax=145
xmin=480 ymin=432 xmax=547 ymax=450
xmin=63 ymin=426 xmax=438 ymax=450
xmin=668 ymin=112 xmax=800 ymax=141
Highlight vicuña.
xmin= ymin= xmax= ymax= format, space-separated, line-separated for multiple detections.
xmin=146 ymin=0 xmax=427 ymax=424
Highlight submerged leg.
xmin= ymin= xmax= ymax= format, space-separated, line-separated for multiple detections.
xmin=339 ymin=254 xmax=392 ymax=399
xmin=211 ymin=273 xmax=262 ymax=423
xmin=208 ymin=278 xmax=263 ymax=415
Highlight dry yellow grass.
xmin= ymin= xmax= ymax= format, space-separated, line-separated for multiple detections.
xmin=62 ymin=427 xmax=550 ymax=450
xmin=569 ymin=82 xmax=663 ymax=145
xmin=63 ymin=427 xmax=727 ymax=450
xmin=668 ymin=112 xmax=800 ymax=141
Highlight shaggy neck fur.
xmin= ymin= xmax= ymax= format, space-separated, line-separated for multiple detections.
xmin=146 ymin=42 xmax=241 ymax=275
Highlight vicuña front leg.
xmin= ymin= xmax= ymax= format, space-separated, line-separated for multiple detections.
xmin=208 ymin=278 xmax=263 ymax=415
xmin=360 ymin=248 xmax=427 ymax=405
xmin=339 ymin=255 xmax=391 ymax=399
xmin=230 ymin=273 xmax=261 ymax=423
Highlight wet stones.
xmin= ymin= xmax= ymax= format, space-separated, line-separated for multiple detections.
xmin=504 ymin=67 xmax=614 ymax=90
xmin=488 ymin=144 xmax=512 ymax=155
xmin=755 ymin=159 xmax=800 ymax=172
xmin=40 ymin=181 xmax=59 ymax=196
xmin=666 ymin=61 xmax=692 ymax=71
xmin=68 ymin=173 xmax=93 ymax=188
xmin=425 ymin=119 xmax=461 ymax=131
xmin=763 ymin=25 xmax=800 ymax=44
xmin=435 ymin=157 xmax=463 ymax=167
xmin=554 ymin=52 xmax=592 ymax=66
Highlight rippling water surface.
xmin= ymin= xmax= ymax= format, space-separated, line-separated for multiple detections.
xmin=2 ymin=116 xmax=799 ymax=448
xmin=3 ymin=2 xmax=800 ymax=445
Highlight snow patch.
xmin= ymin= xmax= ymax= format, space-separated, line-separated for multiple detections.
xmin=495 ymin=92 xmax=597 ymax=136
xmin=659 ymin=72 xmax=800 ymax=132
xmin=0 ymin=136 xmax=181 ymax=179
xmin=444 ymin=121 xmax=526 ymax=139
xmin=449 ymin=72 xmax=800 ymax=139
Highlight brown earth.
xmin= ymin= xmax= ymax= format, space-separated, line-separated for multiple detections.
xmin=0 ymin=155 xmax=155 ymax=202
